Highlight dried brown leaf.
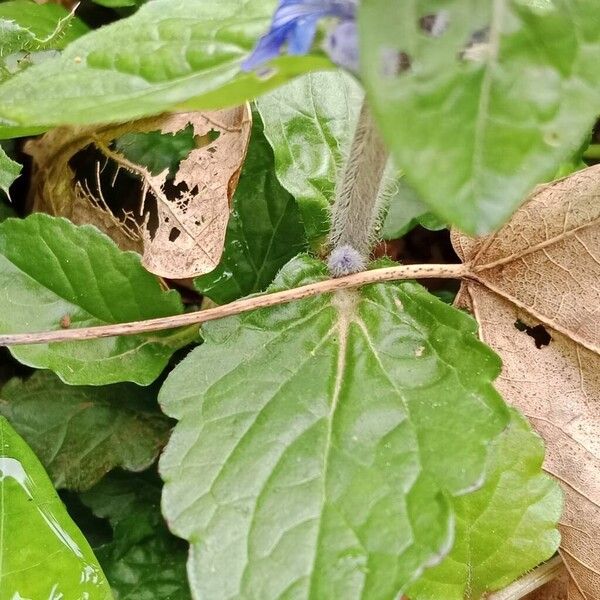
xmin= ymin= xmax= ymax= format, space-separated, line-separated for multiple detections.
xmin=453 ymin=165 xmax=600 ymax=600
xmin=523 ymin=566 xmax=570 ymax=600
xmin=25 ymin=106 xmax=252 ymax=279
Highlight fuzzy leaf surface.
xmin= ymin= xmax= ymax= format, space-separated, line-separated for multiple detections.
xmin=160 ymin=256 xmax=509 ymax=600
xmin=360 ymin=0 xmax=600 ymax=233
xmin=0 ymin=0 xmax=330 ymax=137
xmin=0 ymin=214 xmax=189 ymax=385
xmin=0 ymin=416 xmax=112 ymax=598
xmin=0 ymin=372 xmax=172 ymax=490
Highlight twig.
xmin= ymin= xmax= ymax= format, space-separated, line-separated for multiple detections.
xmin=0 ymin=263 xmax=468 ymax=346
xmin=487 ymin=556 xmax=565 ymax=599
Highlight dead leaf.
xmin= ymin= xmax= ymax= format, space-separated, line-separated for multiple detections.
xmin=25 ymin=106 xmax=252 ymax=279
xmin=523 ymin=566 xmax=570 ymax=600
xmin=453 ymin=165 xmax=600 ymax=600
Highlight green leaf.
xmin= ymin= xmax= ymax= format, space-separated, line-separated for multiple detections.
xmin=92 ymin=0 xmax=144 ymax=7
xmin=360 ymin=0 xmax=600 ymax=234
xmin=115 ymin=124 xmax=197 ymax=177
xmin=382 ymin=179 xmax=445 ymax=240
xmin=0 ymin=1 xmax=88 ymax=51
xmin=81 ymin=471 xmax=191 ymax=600
xmin=0 ymin=214 xmax=192 ymax=386
xmin=0 ymin=145 xmax=20 ymax=196
xmin=195 ymin=112 xmax=307 ymax=304
xmin=0 ymin=416 xmax=112 ymax=598
xmin=0 ymin=1 xmax=88 ymax=83
xmin=0 ymin=371 xmax=172 ymax=490
xmin=160 ymin=255 xmax=509 ymax=599
xmin=0 ymin=0 xmax=331 ymax=137
xmin=407 ymin=409 xmax=562 ymax=599
xmin=257 ymin=71 xmax=363 ymax=245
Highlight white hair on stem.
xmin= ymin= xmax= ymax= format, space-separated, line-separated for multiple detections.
xmin=328 ymin=99 xmax=390 ymax=277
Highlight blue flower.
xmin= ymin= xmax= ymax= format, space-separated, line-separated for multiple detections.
xmin=242 ymin=0 xmax=358 ymax=72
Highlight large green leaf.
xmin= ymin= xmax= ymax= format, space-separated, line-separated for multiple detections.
xmin=407 ymin=409 xmax=562 ymax=599
xmin=0 ymin=371 xmax=172 ymax=490
xmin=80 ymin=471 xmax=191 ymax=600
xmin=257 ymin=71 xmax=363 ymax=244
xmin=0 ymin=145 xmax=20 ymax=196
xmin=0 ymin=0 xmax=331 ymax=137
xmin=160 ymin=255 xmax=509 ymax=600
xmin=0 ymin=416 xmax=112 ymax=598
xmin=195 ymin=112 xmax=307 ymax=304
xmin=360 ymin=0 xmax=600 ymax=234
xmin=0 ymin=214 xmax=193 ymax=386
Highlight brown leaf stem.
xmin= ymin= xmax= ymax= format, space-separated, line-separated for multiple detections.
xmin=0 ymin=263 xmax=467 ymax=346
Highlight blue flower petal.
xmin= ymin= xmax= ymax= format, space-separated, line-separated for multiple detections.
xmin=288 ymin=16 xmax=320 ymax=55
xmin=242 ymin=0 xmax=358 ymax=72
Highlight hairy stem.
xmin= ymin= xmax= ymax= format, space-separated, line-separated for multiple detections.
xmin=328 ymin=99 xmax=389 ymax=272
xmin=0 ymin=263 xmax=468 ymax=346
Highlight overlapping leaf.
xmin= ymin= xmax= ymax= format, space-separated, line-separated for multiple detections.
xmin=0 ymin=0 xmax=330 ymax=138
xmin=360 ymin=0 xmax=600 ymax=234
xmin=453 ymin=164 xmax=600 ymax=598
xmin=160 ymin=255 xmax=509 ymax=600
xmin=0 ymin=416 xmax=112 ymax=598
xmin=0 ymin=144 xmax=20 ymax=196
xmin=0 ymin=1 xmax=88 ymax=82
xmin=81 ymin=471 xmax=191 ymax=600
xmin=407 ymin=409 xmax=561 ymax=600
xmin=27 ymin=107 xmax=252 ymax=279
xmin=382 ymin=178 xmax=445 ymax=240
xmin=195 ymin=112 xmax=307 ymax=304
xmin=257 ymin=72 xmax=363 ymax=244
xmin=0 ymin=214 xmax=193 ymax=385
xmin=0 ymin=372 xmax=172 ymax=490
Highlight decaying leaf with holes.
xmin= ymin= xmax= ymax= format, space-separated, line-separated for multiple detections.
xmin=25 ymin=106 xmax=252 ymax=278
xmin=452 ymin=165 xmax=600 ymax=600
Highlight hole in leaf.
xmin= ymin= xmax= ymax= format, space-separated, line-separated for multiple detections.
xmin=458 ymin=27 xmax=490 ymax=62
xmin=114 ymin=124 xmax=196 ymax=178
xmin=380 ymin=48 xmax=412 ymax=78
xmin=419 ymin=12 xmax=450 ymax=37
xmin=514 ymin=319 xmax=552 ymax=349
xmin=168 ymin=227 xmax=181 ymax=242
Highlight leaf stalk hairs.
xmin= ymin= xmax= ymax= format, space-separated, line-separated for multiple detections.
xmin=328 ymin=99 xmax=390 ymax=277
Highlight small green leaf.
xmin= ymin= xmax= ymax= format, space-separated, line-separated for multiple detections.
xmin=0 ymin=1 xmax=88 ymax=83
xmin=360 ymin=0 xmax=600 ymax=233
xmin=195 ymin=112 xmax=307 ymax=304
xmin=382 ymin=179 xmax=445 ymax=240
xmin=0 ymin=371 xmax=172 ymax=490
xmin=0 ymin=145 xmax=20 ymax=197
xmin=80 ymin=471 xmax=191 ymax=600
xmin=407 ymin=409 xmax=562 ymax=599
xmin=0 ymin=416 xmax=112 ymax=598
xmin=160 ymin=256 xmax=509 ymax=599
xmin=257 ymin=71 xmax=363 ymax=244
xmin=0 ymin=214 xmax=192 ymax=386
xmin=0 ymin=1 xmax=87 ymax=51
xmin=0 ymin=0 xmax=330 ymax=137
